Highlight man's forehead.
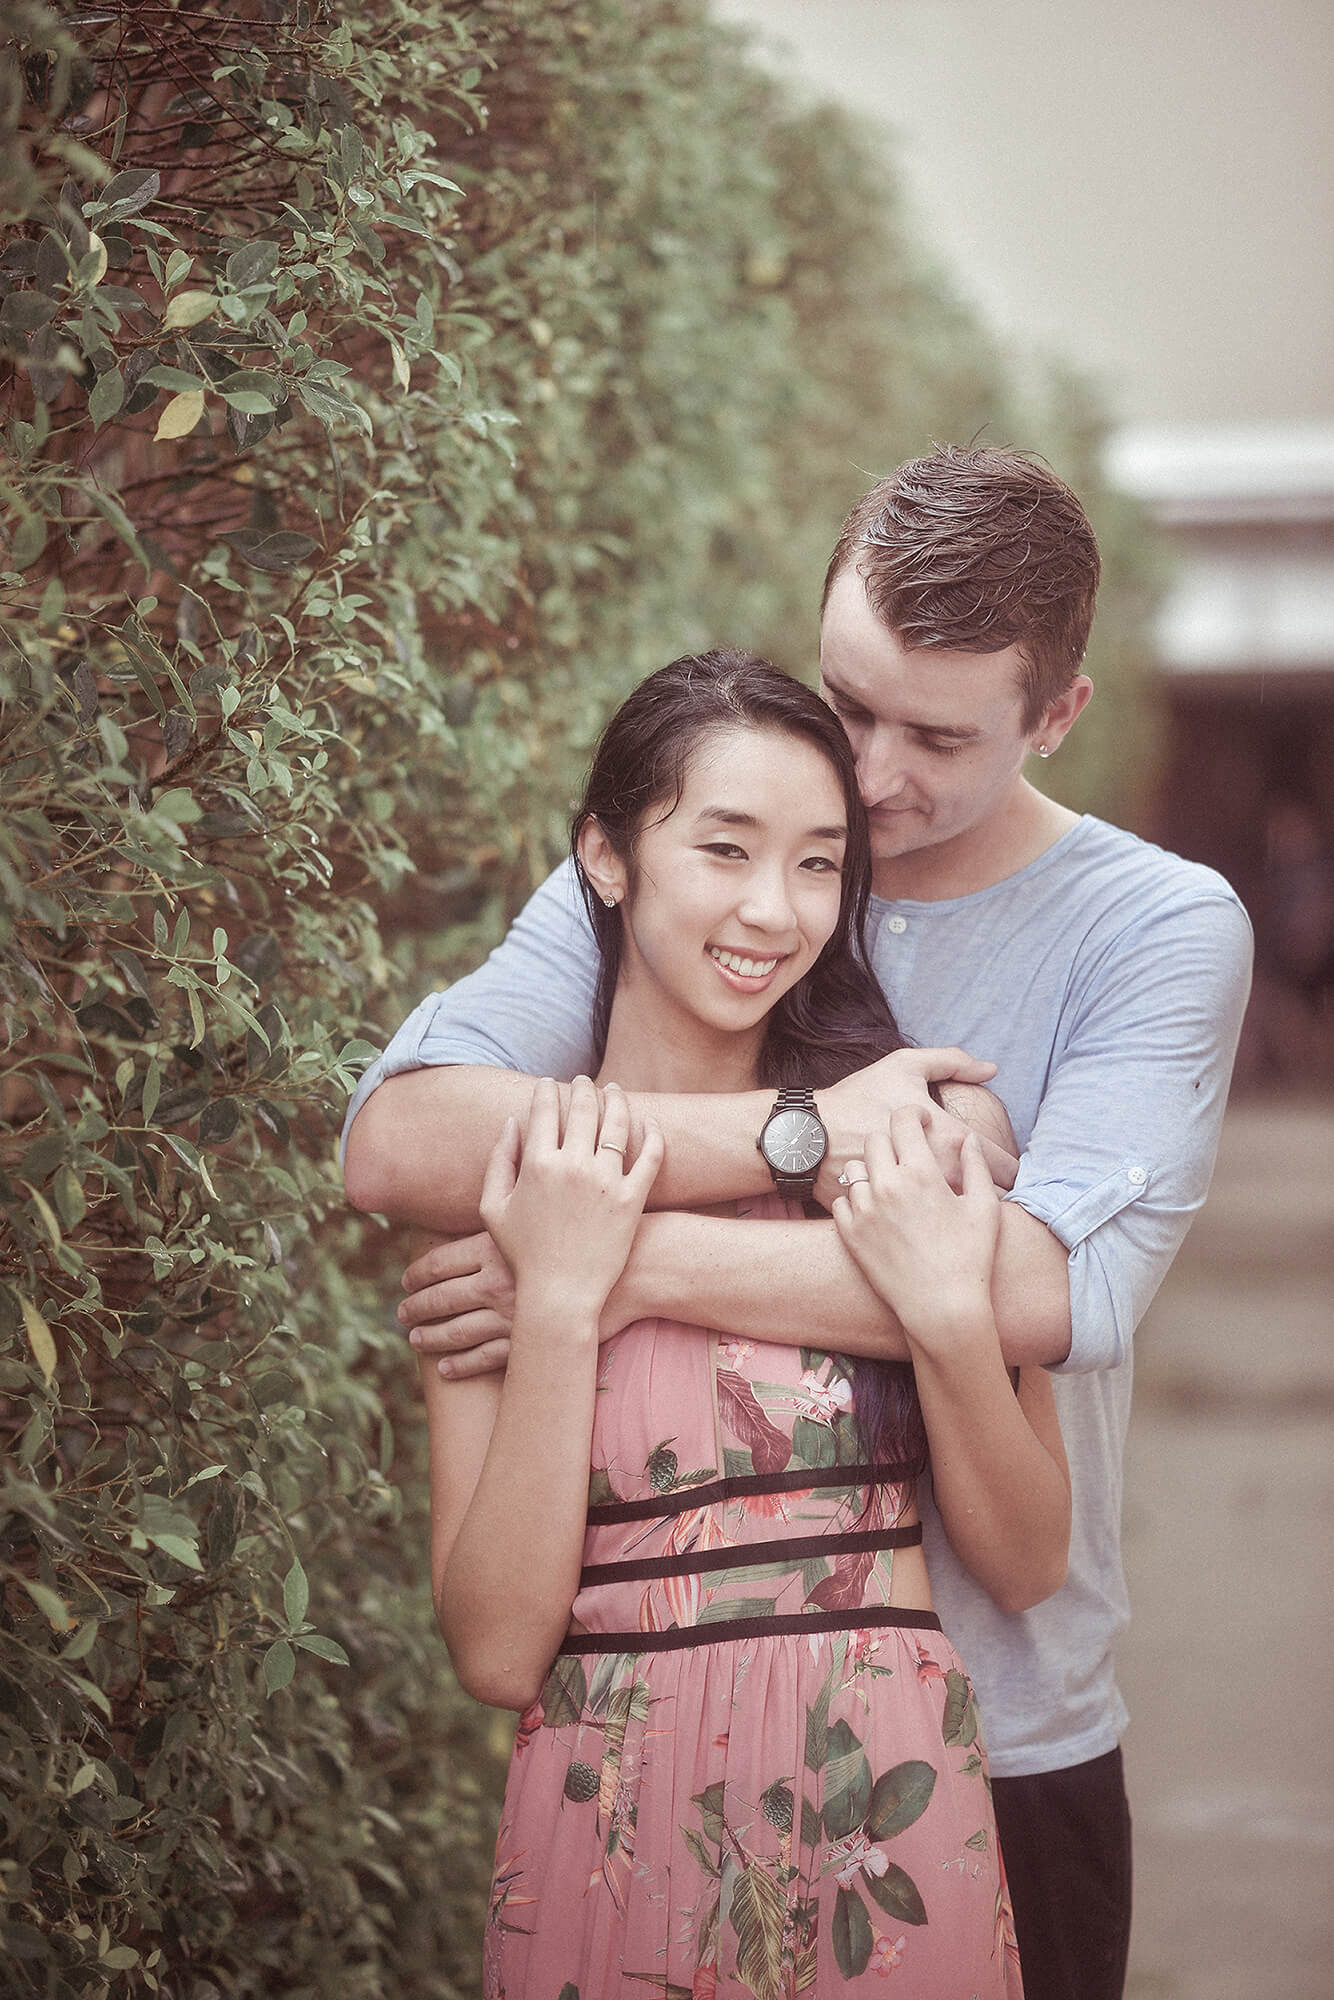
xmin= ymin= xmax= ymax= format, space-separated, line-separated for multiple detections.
xmin=820 ymin=597 xmax=1029 ymax=724
xmin=818 ymin=649 xmax=1022 ymax=730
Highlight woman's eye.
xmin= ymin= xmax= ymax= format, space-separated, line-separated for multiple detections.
xmin=701 ymin=842 xmax=747 ymax=859
xmin=801 ymin=855 xmax=842 ymax=873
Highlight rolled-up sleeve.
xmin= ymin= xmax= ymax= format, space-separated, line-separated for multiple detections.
xmin=1007 ymin=891 xmax=1253 ymax=1373
xmin=341 ymin=861 xmax=600 ymax=1153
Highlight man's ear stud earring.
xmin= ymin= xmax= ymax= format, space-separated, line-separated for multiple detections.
xmin=1037 ymin=743 xmax=1052 ymax=758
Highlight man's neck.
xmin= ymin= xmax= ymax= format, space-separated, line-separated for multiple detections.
xmin=872 ymin=784 xmax=1081 ymax=903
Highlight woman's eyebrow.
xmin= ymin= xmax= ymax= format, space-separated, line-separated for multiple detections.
xmin=694 ymin=806 xmax=847 ymax=841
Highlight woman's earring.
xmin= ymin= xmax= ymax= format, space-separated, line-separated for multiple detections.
xmin=602 ymin=894 xmax=618 ymax=908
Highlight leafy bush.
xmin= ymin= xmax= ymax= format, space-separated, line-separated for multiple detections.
xmin=0 ymin=2 xmax=1155 ymax=1994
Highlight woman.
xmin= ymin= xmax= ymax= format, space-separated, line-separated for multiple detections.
xmin=422 ymin=651 xmax=1069 ymax=1996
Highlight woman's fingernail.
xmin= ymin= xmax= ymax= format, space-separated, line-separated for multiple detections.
xmin=408 ymin=1329 xmax=421 ymax=1348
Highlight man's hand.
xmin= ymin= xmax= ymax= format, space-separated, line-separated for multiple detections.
xmin=814 ymin=1045 xmax=1014 ymax=1207
xmin=399 ymin=1232 xmax=516 ymax=1378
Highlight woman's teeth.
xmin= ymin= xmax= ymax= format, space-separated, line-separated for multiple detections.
xmin=709 ymin=947 xmax=779 ymax=978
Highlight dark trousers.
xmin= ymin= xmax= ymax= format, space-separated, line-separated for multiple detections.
xmin=991 ymin=1746 xmax=1132 ymax=2000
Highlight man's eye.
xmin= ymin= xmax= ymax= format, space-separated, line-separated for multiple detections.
xmin=922 ymin=738 xmax=966 ymax=757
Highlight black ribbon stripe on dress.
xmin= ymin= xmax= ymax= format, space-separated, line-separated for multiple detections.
xmin=585 ymin=1460 xmax=916 ymax=1525
xmin=578 ymin=1523 xmax=922 ymax=1590
xmin=560 ymin=1605 xmax=943 ymax=1656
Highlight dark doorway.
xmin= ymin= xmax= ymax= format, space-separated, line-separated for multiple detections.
xmin=1153 ymin=675 xmax=1334 ymax=1087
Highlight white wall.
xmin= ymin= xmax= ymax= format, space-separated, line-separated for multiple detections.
xmin=713 ymin=0 xmax=1334 ymax=426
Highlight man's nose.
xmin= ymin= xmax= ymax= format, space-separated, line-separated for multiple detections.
xmin=857 ymin=728 xmax=909 ymax=805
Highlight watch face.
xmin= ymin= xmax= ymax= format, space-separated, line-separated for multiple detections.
xmin=762 ymin=1108 xmax=827 ymax=1175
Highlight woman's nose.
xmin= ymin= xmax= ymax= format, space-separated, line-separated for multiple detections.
xmin=737 ymin=870 xmax=797 ymax=933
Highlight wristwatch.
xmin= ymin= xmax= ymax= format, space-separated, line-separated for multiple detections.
xmin=757 ymin=1086 xmax=828 ymax=1199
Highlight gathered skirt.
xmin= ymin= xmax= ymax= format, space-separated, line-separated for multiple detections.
xmin=483 ymin=1617 xmax=1022 ymax=1998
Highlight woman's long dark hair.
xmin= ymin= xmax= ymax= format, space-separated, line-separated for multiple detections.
xmin=572 ymin=649 xmax=928 ymax=1479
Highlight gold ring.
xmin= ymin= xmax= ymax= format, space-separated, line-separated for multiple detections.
xmin=600 ymin=1142 xmax=626 ymax=1157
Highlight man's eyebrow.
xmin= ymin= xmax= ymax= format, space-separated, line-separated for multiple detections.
xmin=695 ymin=806 xmax=847 ymax=841
xmin=822 ymin=676 xmax=983 ymax=741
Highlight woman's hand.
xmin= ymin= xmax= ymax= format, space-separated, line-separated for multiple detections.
xmin=831 ymin=1106 xmax=1001 ymax=1348
xmin=479 ymin=1075 xmax=664 ymax=1327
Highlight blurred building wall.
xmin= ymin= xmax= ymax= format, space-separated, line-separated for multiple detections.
xmin=712 ymin=0 xmax=1334 ymax=426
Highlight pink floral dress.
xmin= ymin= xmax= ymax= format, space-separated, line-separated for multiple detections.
xmin=483 ymin=1202 xmax=1023 ymax=1999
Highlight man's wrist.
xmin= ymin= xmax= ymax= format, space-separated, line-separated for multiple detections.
xmin=623 ymin=1087 xmax=773 ymax=1205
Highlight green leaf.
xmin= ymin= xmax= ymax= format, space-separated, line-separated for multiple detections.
xmin=148 ymin=1532 xmax=203 ymax=1571
xmin=141 ymin=1059 xmax=162 ymax=1125
xmin=865 ymin=1860 xmax=929 ymax=1927
xmin=224 ymin=529 xmax=320 ymax=571
xmin=293 ymin=1632 xmax=350 ymax=1666
xmin=153 ymin=786 xmax=202 ymax=825
xmin=263 ymin=1638 xmax=296 ymax=1695
xmin=88 ymin=365 xmax=124 ymax=427
xmin=283 ymin=1554 xmax=309 ymax=1628
xmin=867 ymin=1760 xmax=937 ymax=1841
xmin=832 ymin=1884 xmax=873 ymax=1979
xmin=94 ymin=166 xmax=160 ymax=219
xmin=221 ymin=388 xmax=275 ymax=415
xmin=20 ymin=1294 xmax=58 ymax=1385
xmin=162 ymin=289 xmax=219 ymax=331
xmin=53 ymin=1164 xmax=87 ymax=1228
xmin=296 ymin=376 xmax=372 ymax=435
xmin=142 ymin=365 xmax=207 ymax=393
xmin=9 ymin=512 xmax=47 ymax=569
xmin=22 ymin=1577 xmax=73 ymax=1630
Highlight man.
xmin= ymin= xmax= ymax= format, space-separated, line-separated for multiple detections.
xmin=344 ymin=445 xmax=1252 ymax=1998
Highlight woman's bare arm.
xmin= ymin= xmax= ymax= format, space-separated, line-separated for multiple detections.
xmin=422 ymin=1081 xmax=663 ymax=1708
xmin=833 ymin=1111 xmax=1071 ymax=1612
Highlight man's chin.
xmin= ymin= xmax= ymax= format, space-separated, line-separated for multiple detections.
xmin=867 ymin=810 xmax=928 ymax=857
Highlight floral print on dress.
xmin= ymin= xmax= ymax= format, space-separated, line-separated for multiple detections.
xmin=481 ymin=1204 xmax=1023 ymax=1998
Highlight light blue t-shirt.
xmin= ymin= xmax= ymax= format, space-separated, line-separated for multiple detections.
xmin=346 ymin=814 xmax=1252 ymax=1777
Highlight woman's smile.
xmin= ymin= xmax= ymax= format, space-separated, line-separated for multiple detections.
xmin=707 ymin=943 xmax=787 ymax=991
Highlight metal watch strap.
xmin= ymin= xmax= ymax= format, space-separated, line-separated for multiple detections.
xmin=763 ymin=1086 xmax=823 ymax=1197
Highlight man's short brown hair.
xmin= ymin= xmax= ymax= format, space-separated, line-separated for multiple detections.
xmin=821 ymin=444 xmax=1101 ymax=728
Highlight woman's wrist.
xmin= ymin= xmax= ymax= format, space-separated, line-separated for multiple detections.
xmin=511 ymin=1280 xmax=605 ymax=1344
xmin=900 ymin=1298 xmax=999 ymax=1359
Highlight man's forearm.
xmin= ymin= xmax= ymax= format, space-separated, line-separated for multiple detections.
xmin=616 ymin=1202 xmax=1072 ymax=1369
xmin=345 ymin=1064 xmax=772 ymax=1234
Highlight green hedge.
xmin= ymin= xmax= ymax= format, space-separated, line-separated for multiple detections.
xmin=0 ymin=3 xmax=1155 ymax=1993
